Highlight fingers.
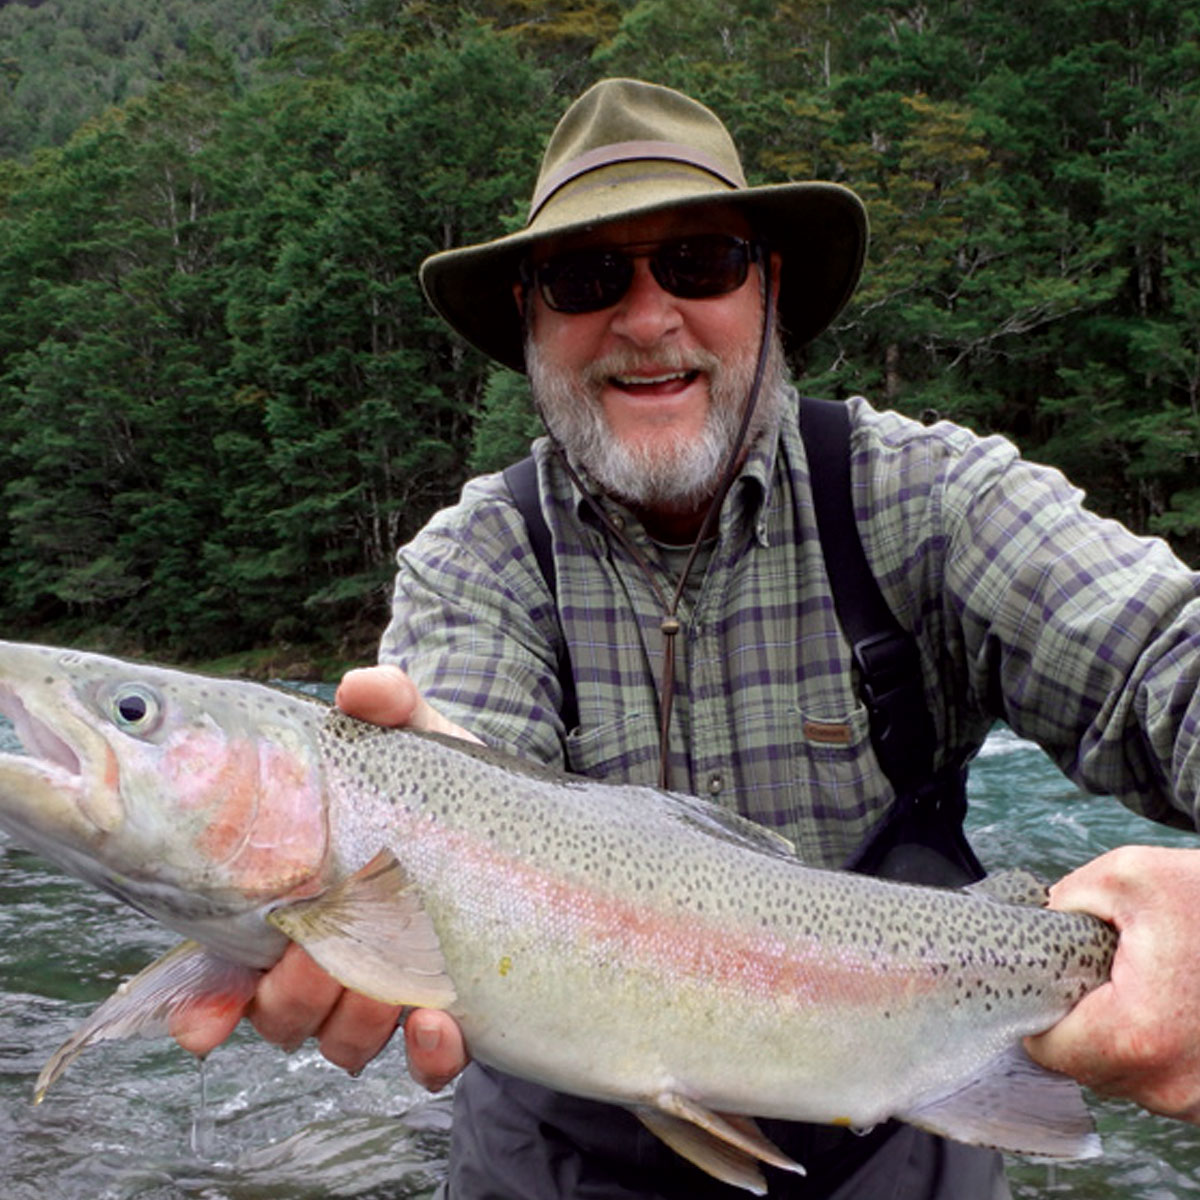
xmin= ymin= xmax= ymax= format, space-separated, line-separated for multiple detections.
xmin=245 ymin=947 xmax=469 ymax=1087
xmin=404 ymin=1008 xmax=470 ymax=1092
xmin=1041 ymin=848 xmax=1140 ymax=923
xmin=316 ymin=989 xmax=405 ymax=1075
xmin=336 ymin=664 xmax=421 ymax=727
xmin=248 ymin=943 xmax=345 ymax=1050
xmin=1026 ymin=846 xmax=1200 ymax=1123
xmin=172 ymin=1000 xmax=246 ymax=1058
xmin=337 ymin=664 xmax=482 ymax=743
xmin=247 ymin=943 xmax=403 ymax=1074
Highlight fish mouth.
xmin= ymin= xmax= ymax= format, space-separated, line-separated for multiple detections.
xmin=0 ymin=684 xmax=82 ymax=777
xmin=0 ymin=678 xmax=126 ymax=857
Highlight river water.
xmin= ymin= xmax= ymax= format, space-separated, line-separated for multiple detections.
xmin=1 ymin=709 xmax=1198 ymax=1198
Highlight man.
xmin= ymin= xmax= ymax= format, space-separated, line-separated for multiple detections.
xmin=185 ymin=79 xmax=1200 ymax=1196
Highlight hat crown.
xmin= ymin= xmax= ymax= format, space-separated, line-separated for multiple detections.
xmin=418 ymin=77 xmax=868 ymax=374
xmin=529 ymin=79 xmax=747 ymax=223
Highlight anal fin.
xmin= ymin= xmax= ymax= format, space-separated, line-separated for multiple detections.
xmin=267 ymin=849 xmax=456 ymax=1009
xmin=634 ymin=1092 xmax=805 ymax=1195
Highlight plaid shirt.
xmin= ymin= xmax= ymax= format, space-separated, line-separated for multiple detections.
xmin=381 ymin=392 xmax=1200 ymax=867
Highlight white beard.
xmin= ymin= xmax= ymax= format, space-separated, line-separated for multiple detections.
xmin=527 ymin=326 xmax=788 ymax=511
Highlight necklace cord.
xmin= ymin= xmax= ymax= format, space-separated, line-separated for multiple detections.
xmin=549 ymin=251 xmax=778 ymax=790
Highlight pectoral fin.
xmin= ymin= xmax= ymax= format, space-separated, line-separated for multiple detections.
xmin=36 ymin=939 xmax=259 ymax=1102
xmin=634 ymin=1093 xmax=805 ymax=1195
xmin=267 ymin=850 xmax=456 ymax=1009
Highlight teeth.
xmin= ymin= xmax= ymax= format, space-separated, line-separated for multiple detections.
xmin=613 ymin=371 xmax=690 ymax=386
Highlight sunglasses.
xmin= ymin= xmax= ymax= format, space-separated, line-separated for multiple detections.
xmin=524 ymin=234 xmax=763 ymax=315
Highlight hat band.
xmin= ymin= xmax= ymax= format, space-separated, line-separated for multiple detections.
xmin=528 ymin=140 xmax=742 ymax=223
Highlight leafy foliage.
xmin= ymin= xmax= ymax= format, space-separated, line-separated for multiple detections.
xmin=0 ymin=0 xmax=1198 ymax=662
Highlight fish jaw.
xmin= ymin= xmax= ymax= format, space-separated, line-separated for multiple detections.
xmin=0 ymin=674 xmax=126 ymax=849
xmin=0 ymin=641 xmax=332 ymax=937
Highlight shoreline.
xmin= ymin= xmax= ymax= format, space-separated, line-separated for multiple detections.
xmin=4 ymin=626 xmax=374 ymax=685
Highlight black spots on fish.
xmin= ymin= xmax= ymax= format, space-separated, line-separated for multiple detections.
xmin=969 ymin=978 xmax=999 ymax=1012
xmin=553 ymin=829 xmax=607 ymax=880
xmin=914 ymin=893 xmax=1118 ymax=1018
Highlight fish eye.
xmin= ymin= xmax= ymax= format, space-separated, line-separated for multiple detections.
xmin=109 ymin=683 xmax=163 ymax=735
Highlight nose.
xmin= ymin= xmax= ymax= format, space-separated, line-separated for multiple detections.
xmin=607 ymin=257 xmax=683 ymax=346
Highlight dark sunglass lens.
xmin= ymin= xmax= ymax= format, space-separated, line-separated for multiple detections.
xmin=653 ymin=236 xmax=751 ymax=299
xmin=538 ymin=249 xmax=632 ymax=313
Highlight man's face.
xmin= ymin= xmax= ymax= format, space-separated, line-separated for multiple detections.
xmin=522 ymin=209 xmax=785 ymax=518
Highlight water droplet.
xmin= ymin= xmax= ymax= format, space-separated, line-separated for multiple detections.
xmin=189 ymin=1055 xmax=215 ymax=1157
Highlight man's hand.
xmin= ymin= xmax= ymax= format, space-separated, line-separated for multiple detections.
xmin=335 ymin=663 xmax=483 ymax=744
xmin=175 ymin=664 xmax=474 ymax=1091
xmin=1025 ymin=845 xmax=1200 ymax=1122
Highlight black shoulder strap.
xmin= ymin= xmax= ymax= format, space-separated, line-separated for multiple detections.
xmin=504 ymin=457 xmax=557 ymax=599
xmin=507 ymin=412 xmax=935 ymax=795
xmin=503 ymin=456 xmax=579 ymax=733
xmin=505 ymin=414 xmax=979 ymax=882
xmin=799 ymin=397 xmax=936 ymax=798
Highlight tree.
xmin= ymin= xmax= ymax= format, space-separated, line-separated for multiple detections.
xmin=209 ymin=23 xmax=555 ymax=647
xmin=3 ymin=0 xmax=1200 ymax=660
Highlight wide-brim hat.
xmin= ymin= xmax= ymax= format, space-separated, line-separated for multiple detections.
xmin=420 ymin=78 xmax=868 ymax=374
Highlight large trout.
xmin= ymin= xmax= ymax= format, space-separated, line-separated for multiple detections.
xmin=0 ymin=641 xmax=1116 ymax=1192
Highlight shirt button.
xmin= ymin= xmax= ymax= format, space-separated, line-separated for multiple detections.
xmin=708 ymin=773 xmax=723 ymax=796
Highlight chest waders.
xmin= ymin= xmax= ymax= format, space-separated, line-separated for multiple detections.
xmin=444 ymin=399 xmax=1007 ymax=1198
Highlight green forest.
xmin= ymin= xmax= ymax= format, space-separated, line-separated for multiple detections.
xmin=1 ymin=0 xmax=1198 ymax=672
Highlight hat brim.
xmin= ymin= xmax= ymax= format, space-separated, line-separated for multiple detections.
xmin=420 ymin=180 xmax=868 ymax=374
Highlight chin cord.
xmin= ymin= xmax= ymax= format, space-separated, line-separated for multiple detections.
xmin=546 ymin=252 xmax=778 ymax=791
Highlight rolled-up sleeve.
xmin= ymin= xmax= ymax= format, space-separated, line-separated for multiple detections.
xmin=940 ymin=430 xmax=1199 ymax=828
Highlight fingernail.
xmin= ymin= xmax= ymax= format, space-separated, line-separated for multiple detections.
xmin=412 ymin=1017 xmax=441 ymax=1053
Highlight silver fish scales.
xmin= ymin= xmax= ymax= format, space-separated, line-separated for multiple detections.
xmin=0 ymin=641 xmax=1116 ymax=1193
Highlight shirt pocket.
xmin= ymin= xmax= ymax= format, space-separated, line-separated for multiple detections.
xmin=564 ymin=709 xmax=662 ymax=785
xmin=743 ymin=700 xmax=887 ymax=865
xmin=788 ymin=700 xmax=873 ymax=773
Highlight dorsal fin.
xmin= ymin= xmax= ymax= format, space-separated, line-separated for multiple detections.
xmin=968 ymin=869 xmax=1050 ymax=907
